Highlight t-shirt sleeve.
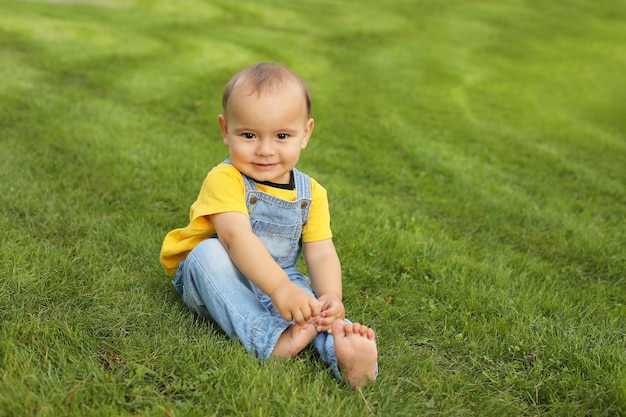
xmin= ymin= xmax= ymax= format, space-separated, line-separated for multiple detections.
xmin=189 ymin=164 xmax=248 ymax=228
xmin=302 ymin=179 xmax=333 ymax=242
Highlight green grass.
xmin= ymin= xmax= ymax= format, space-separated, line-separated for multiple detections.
xmin=1 ymin=0 xmax=625 ymax=415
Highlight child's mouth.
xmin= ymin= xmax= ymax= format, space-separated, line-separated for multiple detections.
xmin=253 ymin=163 xmax=276 ymax=170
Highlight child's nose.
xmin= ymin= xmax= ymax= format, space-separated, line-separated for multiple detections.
xmin=256 ymin=138 xmax=275 ymax=155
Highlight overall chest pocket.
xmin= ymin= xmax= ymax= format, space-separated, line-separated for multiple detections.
xmin=251 ymin=219 xmax=302 ymax=268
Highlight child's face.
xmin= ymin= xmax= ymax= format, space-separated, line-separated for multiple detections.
xmin=218 ymin=80 xmax=314 ymax=184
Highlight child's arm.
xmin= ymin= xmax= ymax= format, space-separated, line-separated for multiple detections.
xmin=304 ymin=239 xmax=345 ymax=332
xmin=210 ymin=211 xmax=322 ymax=326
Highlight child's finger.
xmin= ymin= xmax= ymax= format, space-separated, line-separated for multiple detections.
xmin=292 ymin=309 xmax=306 ymax=325
xmin=321 ymin=304 xmax=339 ymax=318
xmin=309 ymin=298 xmax=322 ymax=317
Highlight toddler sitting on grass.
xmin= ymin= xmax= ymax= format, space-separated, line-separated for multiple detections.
xmin=160 ymin=62 xmax=377 ymax=387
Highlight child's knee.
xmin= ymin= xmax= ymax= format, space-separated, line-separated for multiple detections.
xmin=188 ymin=238 xmax=234 ymax=276
xmin=190 ymin=238 xmax=227 ymax=262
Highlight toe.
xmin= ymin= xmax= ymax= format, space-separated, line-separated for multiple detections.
xmin=332 ymin=319 xmax=346 ymax=337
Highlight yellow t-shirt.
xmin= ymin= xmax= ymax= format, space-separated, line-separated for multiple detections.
xmin=159 ymin=163 xmax=332 ymax=274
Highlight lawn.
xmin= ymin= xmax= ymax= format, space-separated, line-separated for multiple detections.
xmin=1 ymin=0 xmax=625 ymax=416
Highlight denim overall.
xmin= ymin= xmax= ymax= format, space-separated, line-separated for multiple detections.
xmin=173 ymin=161 xmax=343 ymax=380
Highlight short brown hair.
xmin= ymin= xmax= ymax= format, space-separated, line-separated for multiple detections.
xmin=222 ymin=62 xmax=312 ymax=117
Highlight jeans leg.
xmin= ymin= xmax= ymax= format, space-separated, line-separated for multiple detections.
xmin=174 ymin=238 xmax=290 ymax=359
xmin=312 ymin=325 xmax=343 ymax=380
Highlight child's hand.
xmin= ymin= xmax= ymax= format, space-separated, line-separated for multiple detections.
xmin=270 ymin=282 xmax=322 ymax=326
xmin=314 ymin=294 xmax=345 ymax=333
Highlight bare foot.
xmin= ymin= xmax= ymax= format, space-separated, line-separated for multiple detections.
xmin=271 ymin=324 xmax=317 ymax=358
xmin=332 ymin=319 xmax=378 ymax=388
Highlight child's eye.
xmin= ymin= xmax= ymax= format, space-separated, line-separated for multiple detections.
xmin=277 ymin=133 xmax=289 ymax=140
xmin=243 ymin=133 xmax=255 ymax=139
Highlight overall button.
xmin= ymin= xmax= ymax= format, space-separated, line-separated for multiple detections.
xmin=300 ymin=201 xmax=308 ymax=209
xmin=250 ymin=196 xmax=258 ymax=204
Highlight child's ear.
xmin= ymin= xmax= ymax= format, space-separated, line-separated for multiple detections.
xmin=218 ymin=114 xmax=228 ymax=145
xmin=302 ymin=118 xmax=314 ymax=149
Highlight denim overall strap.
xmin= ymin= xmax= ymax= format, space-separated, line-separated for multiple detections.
xmin=292 ymin=167 xmax=312 ymax=227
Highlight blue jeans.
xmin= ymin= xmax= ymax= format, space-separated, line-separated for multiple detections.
xmin=173 ymin=238 xmax=343 ymax=380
